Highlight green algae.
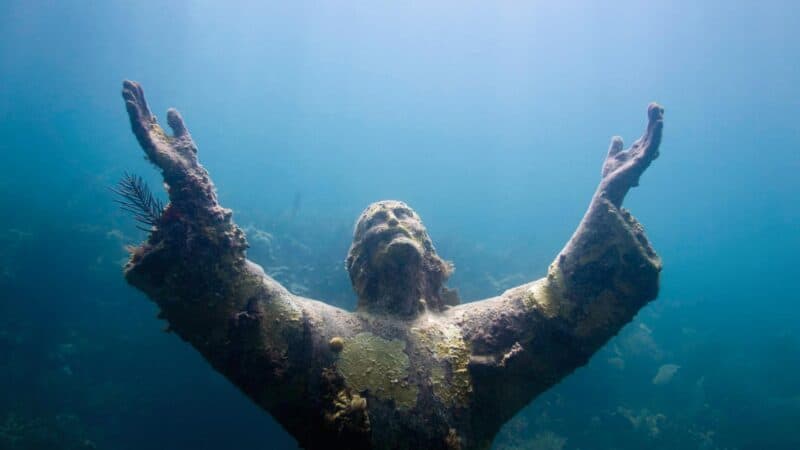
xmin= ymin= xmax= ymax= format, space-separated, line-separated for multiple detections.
xmin=412 ymin=322 xmax=472 ymax=407
xmin=336 ymin=332 xmax=418 ymax=409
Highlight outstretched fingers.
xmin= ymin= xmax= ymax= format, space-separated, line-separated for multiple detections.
xmin=122 ymin=81 xmax=152 ymax=118
xmin=167 ymin=108 xmax=188 ymax=138
xmin=648 ymin=102 xmax=665 ymax=126
xmin=122 ymin=80 xmax=152 ymax=118
xmin=608 ymin=136 xmax=624 ymax=156
xmin=641 ymin=102 xmax=664 ymax=160
xmin=166 ymin=107 xmax=199 ymax=163
xmin=614 ymin=103 xmax=664 ymax=164
xmin=599 ymin=103 xmax=665 ymax=206
xmin=122 ymin=81 xmax=200 ymax=173
xmin=122 ymin=80 xmax=158 ymax=148
xmin=602 ymin=136 xmax=625 ymax=178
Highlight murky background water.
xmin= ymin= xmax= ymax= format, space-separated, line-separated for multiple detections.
xmin=1 ymin=1 xmax=798 ymax=449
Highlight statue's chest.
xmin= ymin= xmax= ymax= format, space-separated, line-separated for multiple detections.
xmin=321 ymin=319 xmax=476 ymax=449
xmin=332 ymin=320 xmax=473 ymax=413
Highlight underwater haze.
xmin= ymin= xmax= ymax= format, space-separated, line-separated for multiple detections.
xmin=1 ymin=0 xmax=799 ymax=449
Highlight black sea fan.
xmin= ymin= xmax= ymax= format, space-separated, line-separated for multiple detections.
xmin=111 ymin=172 xmax=165 ymax=231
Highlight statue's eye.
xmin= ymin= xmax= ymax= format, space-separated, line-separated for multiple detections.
xmin=393 ymin=208 xmax=410 ymax=219
xmin=370 ymin=211 xmax=388 ymax=226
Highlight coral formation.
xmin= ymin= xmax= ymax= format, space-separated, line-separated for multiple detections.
xmin=0 ymin=414 xmax=96 ymax=450
xmin=320 ymin=367 xmax=371 ymax=448
xmin=329 ymin=336 xmax=345 ymax=353
xmin=111 ymin=172 xmax=165 ymax=231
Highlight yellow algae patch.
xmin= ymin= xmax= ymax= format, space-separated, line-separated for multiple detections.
xmin=434 ymin=323 xmax=471 ymax=407
xmin=412 ymin=321 xmax=472 ymax=407
xmin=522 ymin=279 xmax=562 ymax=319
xmin=336 ymin=332 xmax=418 ymax=409
xmin=522 ymin=280 xmax=554 ymax=317
xmin=518 ymin=265 xmax=573 ymax=319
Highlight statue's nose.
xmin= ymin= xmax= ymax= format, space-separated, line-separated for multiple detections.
xmin=387 ymin=217 xmax=399 ymax=227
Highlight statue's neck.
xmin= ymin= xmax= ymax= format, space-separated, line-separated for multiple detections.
xmin=352 ymin=260 xmax=451 ymax=317
xmin=357 ymin=281 xmax=422 ymax=318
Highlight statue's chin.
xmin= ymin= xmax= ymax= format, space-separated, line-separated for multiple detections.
xmin=389 ymin=235 xmax=423 ymax=254
xmin=377 ymin=236 xmax=423 ymax=267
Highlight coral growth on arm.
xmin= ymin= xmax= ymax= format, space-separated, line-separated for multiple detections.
xmin=121 ymin=80 xmax=254 ymax=333
xmin=122 ymin=80 xmax=237 ymax=236
xmin=448 ymin=104 xmax=665 ymax=438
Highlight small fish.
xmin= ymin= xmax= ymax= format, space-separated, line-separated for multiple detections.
xmin=652 ymin=363 xmax=681 ymax=385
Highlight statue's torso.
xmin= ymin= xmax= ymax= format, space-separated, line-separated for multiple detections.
xmin=297 ymin=310 xmax=489 ymax=450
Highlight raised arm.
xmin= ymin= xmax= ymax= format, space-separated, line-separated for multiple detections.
xmin=120 ymin=81 xmax=358 ymax=441
xmin=549 ymin=103 xmax=664 ymax=340
xmin=121 ymin=80 xmax=295 ymax=348
xmin=448 ymin=104 xmax=664 ymax=436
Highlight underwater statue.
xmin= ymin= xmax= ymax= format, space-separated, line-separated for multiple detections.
xmin=120 ymin=80 xmax=664 ymax=450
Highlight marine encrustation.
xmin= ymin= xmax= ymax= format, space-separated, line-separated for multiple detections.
xmin=120 ymin=80 xmax=664 ymax=450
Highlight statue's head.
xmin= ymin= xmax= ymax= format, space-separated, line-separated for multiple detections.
xmin=346 ymin=200 xmax=455 ymax=317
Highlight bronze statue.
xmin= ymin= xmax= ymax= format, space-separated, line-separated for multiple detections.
xmin=120 ymin=80 xmax=664 ymax=450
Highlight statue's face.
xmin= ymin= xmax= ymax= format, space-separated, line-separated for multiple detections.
xmin=346 ymin=201 xmax=451 ymax=315
xmin=354 ymin=201 xmax=430 ymax=266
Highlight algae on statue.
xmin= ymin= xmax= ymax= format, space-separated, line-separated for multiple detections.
xmin=119 ymin=80 xmax=664 ymax=450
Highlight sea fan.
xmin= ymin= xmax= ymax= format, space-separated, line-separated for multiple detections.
xmin=111 ymin=172 xmax=165 ymax=231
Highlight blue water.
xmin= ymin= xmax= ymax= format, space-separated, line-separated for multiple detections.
xmin=1 ymin=1 xmax=798 ymax=449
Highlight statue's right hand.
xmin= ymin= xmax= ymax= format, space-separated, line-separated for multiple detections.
xmin=122 ymin=80 xmax=199 ymax=177
xmin=122 ymin=80 xmax=233 ymax=229
xmin=598 ymin=103 xmax=664 ymax=207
